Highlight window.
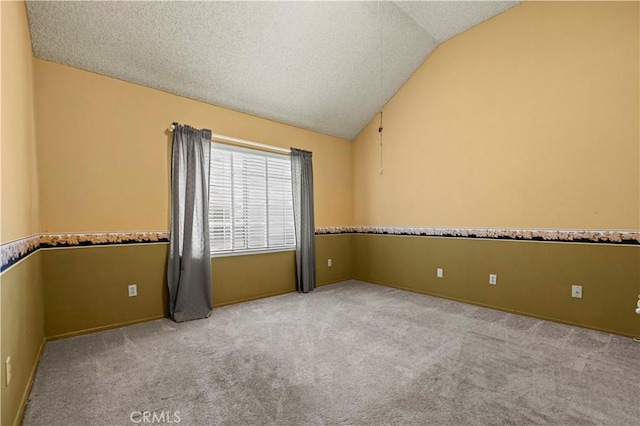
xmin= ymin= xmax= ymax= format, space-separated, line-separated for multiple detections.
xmin=209 ymin=143 xmax=295 ymax=255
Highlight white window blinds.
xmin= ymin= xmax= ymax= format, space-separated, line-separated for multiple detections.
xmin=209 ymin=143 xmax=295 ymax=255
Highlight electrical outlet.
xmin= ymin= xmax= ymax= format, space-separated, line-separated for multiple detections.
xmin=572 ymin=285 xmax=582 ymax=299
xmin=5 ymin=357 xmax=11 ymax=386
xmin=436 ymin=268 xmax=443 ymax=278
xmin=128 ymin=284 xmax=137 ymax=297
xmin=489 ymin=274 xmax=497 ymax=285
xmin=327 ymin=259 xmax=332 ymax=267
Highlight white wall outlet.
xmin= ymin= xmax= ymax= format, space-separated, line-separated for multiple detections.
xmin=489 ymin=274 xmax=497 ymax=285
xmin=128 ymin=284 xmax=137 ymax=297
xmin=327 ymin=259 xmax=332 ymax=267
xmin=436 ymin=268 xmax=443 ymax=278
xmin=5 ymin=357 xmax=11 ymax=386
xmin=572 ymin=285 xmax=582 ymax=299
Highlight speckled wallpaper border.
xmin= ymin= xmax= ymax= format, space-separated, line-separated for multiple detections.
xmin=315 ymin=226 xmax=640 ymax=245
xmin=38 ymin=231 xmax=169 ymax=248
xmin=1 ymin=235 xmax=41 ymax=273
xmin=1 ymin=232 xmax=169 ymax=272
xmin=2 ymin=227 xmax=638 ymax=272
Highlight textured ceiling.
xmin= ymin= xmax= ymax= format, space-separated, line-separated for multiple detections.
xmin=26 ymin=1 xmax=520 ymax=140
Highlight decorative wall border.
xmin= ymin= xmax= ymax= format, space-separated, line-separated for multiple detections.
xmin=2 ymin=227 xmax=638 ymax=272
xmin=0 ymin=235 xmax=41 ymax=273
xmin=1 ymin=232 xmax=169 ymax=273
xmin=315 ymin=226 xmax=640 ymax=245
xmin=38 ymin=232 xmax=169 ymax=248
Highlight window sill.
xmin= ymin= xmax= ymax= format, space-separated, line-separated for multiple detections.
xmin=211 ymin=247 xmax=295 ymax=258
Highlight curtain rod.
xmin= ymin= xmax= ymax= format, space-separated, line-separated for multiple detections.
xmin=168 ymin=124 xmax=290 ymax=155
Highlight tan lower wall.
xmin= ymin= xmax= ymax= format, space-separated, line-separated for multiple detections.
xmin=41 ymin=235 xmax=352 ymax=338
xmin=316 ymin=234 xmax=353 ymax=286
xmin=1 ymin=252 xmax=45 ymax=426
xmin=42 ymin=244 xmax=170 ymax=338
xmin=38 ymin=234 xmax=639 ymax=338
xmin=353 ymin=234 xmax=640 ymax=337
xmin=212 ymin=234 xmax=354 ymax=307
xmin=211 ymin=251 xmax=296 ymax=307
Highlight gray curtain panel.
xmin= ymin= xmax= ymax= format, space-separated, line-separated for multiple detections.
xmin=290 ymin=148 xmax=316 ymax=293
xmin=167 ymin=124 xmax=213 ymax=322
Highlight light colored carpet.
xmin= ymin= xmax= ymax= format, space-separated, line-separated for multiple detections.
xmin=24 ymin=280 xmax=640 ymax=425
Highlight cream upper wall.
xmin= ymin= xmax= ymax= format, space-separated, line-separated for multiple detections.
xmin=34 ymin=59 xmax=353 ymax=233
xmin=353 ymin=1 xmax=639 ymax=230
xmin=1 ymin=1 xmax=40 ymax=243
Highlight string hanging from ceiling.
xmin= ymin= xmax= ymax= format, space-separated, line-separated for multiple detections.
xmin=378 ymin=0 xmax=384 ymax=175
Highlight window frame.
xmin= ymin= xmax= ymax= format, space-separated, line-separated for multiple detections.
xmin=208 ymin=142 xmax=296 ymax=258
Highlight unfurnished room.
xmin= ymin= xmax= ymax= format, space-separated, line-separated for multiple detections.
xmin=1 ymin=1 xmax=639 ymax=425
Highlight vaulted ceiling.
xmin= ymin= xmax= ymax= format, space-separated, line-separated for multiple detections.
xmin=26 ymin=1 xmax=520 ymax=140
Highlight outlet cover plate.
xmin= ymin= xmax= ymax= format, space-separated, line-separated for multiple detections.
xmin=572 ymin=285 xmax=582 ymax=299
xmin=128 ymin=284 xmax=137 ymax=297
xmin=436 ymin=268 xmax=443 ymax=278
xmin=5 ymin=357 xmax=11 ymax=387
xmin=489 ymin=274 xmax=497 ymax=285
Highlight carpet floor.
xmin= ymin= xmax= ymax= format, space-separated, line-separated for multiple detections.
xmin=24 ymin=280 xmax=639 ymax=425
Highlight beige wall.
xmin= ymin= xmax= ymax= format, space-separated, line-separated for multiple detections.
xmin=1 ymin=0 xmax=40 ymax=243
xmin=353 ymin=1 xmax=639 ymax=230
xmin=34 ymin=59 xmax=354 ymax=234
xmin=1 ymin=3 xmax=46 ymax=425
